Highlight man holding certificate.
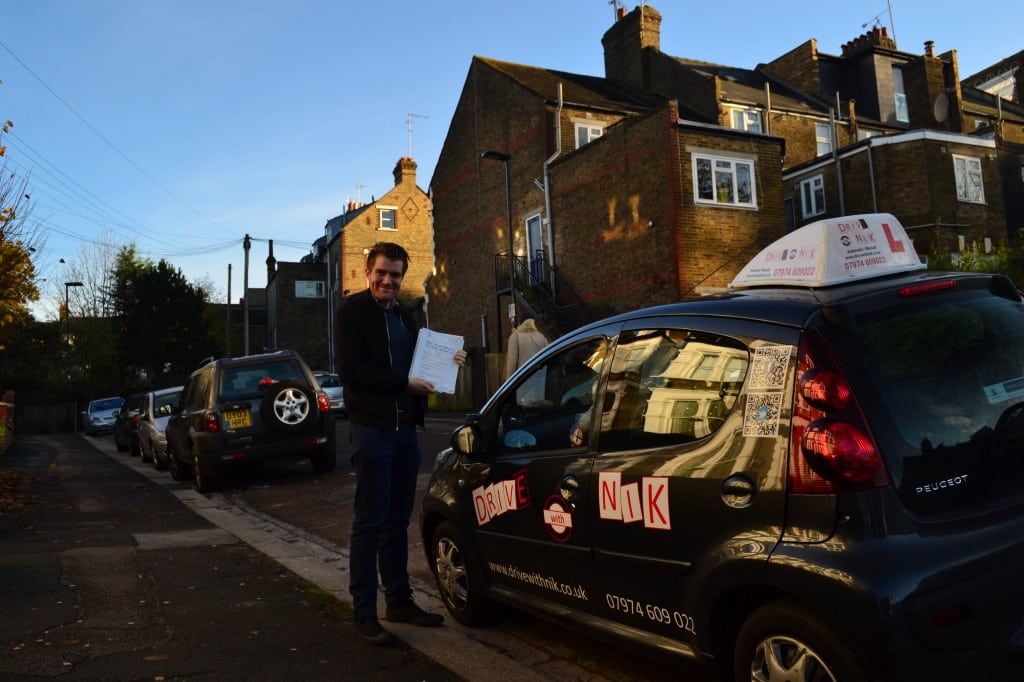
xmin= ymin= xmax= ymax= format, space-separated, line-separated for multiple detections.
xmin=336 ymin=241 xmax=466 ymax=645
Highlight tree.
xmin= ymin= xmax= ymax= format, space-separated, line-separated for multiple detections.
xmin=111 ymin=247 xmax=219 ymax=385
xmin=0 ymin=114 xmax=43 ymax=350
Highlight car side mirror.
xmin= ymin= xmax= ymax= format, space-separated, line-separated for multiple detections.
xmin=451 ymin=424 xmax=481 ymax=457
xmin=112 ymin=410 xmax=120 ymax=418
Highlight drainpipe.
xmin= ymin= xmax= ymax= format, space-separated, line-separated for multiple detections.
xmin=764 ymin=81 xmax=772 ymax=134
xmin=831 ymin=106 xmax=846 ymax=214
xmin=542 ymin=83 xmax=563 ymax=291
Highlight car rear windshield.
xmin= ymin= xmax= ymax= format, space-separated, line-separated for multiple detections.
xmin=218 ymin=360 xmax=306 ymax=401
xmin=91 ymin=397 xmax=123 ymax=412
xmin=840 ymin=283 xmax=1024 ymax=514
xmin=317 ymin=373 xmax=341 ymax=388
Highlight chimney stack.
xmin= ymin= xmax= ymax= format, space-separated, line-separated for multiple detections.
xmin=924 ymin=40 xmax=935 ymax=58
xmin=602 ymin=4 xmax=661 ymax=88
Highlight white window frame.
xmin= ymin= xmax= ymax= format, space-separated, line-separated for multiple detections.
xmin=692 ymin=153 xmax=757 ymax=208
xmin=574 ymin=123 xmax=604 ymax=149
xmin=295 ymin=280 xmax=326 ymax=298
xmin=953 ymin=154 xmax=985 ymax=204
xmin=730 ymin=107 xmax=762 ymax=134
xmin=800 ymin=175 xmax=825 ymax=218
xmin=815 ymin=123 xmax=833 ymax=156
xmin=378 ymin=206 xmax=397 ymax=230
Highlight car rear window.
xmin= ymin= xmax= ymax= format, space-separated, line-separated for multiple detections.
xmin=219 ymin=360 xmax=306 ymax=400
xmin=844 ymin=285 xmax=1024 ymax=513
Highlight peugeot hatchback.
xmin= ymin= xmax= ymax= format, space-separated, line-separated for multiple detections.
xmin=421 ymin=213 xmax=1024 ymax=681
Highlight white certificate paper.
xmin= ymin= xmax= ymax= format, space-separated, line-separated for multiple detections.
xmin=409 ymin=328 xmax=465 ymax=395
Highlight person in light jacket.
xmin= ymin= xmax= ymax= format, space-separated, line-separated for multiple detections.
xmin=504 ymin=312 xmax=549 ymax=380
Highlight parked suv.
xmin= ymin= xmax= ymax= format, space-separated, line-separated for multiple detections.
xmin=165 ymin=350 xmax=336 ymax=492
xmin=421 ymin=214 xmax=1024 ymax=681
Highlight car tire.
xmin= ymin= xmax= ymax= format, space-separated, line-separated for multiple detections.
xmin=259 ymin=381 xmax=317 ymax=434
xmin=130 ymin=436 xmax=141 ymax=458
xmin=309 ymin=445 xmax=336 ymax=473
xmin=191 ymin=443 xmax=220 ymax=493
xmin=152 ymin=446 xmax=168 ymax=471
xmin=430 ymin=520 xmax=497 ymax=626
xmin=733 ymin=600 xmax=871 ymax=682
xmin=139 ymin=439 xmax=152 ymax=464
xmin=168 ymin=445 xmax=189 ymax=481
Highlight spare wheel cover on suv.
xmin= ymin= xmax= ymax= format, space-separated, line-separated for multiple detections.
xmin=259 ymin=380 xmax=317 ymax=433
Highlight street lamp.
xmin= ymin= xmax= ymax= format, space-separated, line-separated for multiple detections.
xmin=64 ymin=281 xmax=83 ymax=344
xmin=480 ymin=150 xmax=515 ymax=348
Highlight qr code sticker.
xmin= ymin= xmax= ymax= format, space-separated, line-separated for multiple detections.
xmin=749 ymin=346 xmax=792 ymax=390
xmin=744 ymin=392 xmax=783 ymax=438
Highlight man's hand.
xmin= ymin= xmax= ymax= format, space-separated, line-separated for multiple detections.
xmin=407 ymin=377 xmax=435 ymax=395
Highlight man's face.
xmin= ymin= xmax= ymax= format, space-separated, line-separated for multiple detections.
xmin=366 ymin=255 xmax=405 ymax=304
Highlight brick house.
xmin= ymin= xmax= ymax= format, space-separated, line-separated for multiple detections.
xmin=428 ymin=3 xmax=1024 ymax=355
xmin=429 ymin=7 xmax=785 ymax=354
xmin=258 ymin=157 xmax=434 ymax=373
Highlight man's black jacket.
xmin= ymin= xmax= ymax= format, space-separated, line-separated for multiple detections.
xmin=336 ymin=289 xmax=425 ymax=429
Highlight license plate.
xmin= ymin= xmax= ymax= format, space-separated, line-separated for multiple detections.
xmin=224 ymin=409 xmax=251 ymax=429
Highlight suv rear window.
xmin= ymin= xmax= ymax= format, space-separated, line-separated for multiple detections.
xmin=218 ymin=360 xmax=306 ymax=401
xmin=843 ymin=285 xmax=1024 ymax=513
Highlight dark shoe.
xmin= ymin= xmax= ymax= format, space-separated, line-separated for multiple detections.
xmin=353 ymin=617 xmax=394 ymax=645
xmin=385 ymin=600 xmax=444 ymax=627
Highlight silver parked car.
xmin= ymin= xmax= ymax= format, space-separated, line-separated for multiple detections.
xmin=138 ymin=386 xmax=184 ymax=469
xmin=82 ymin=396 xmax=124 ymax=437
xmin=313 ymin=371 xmax=346 ymax=417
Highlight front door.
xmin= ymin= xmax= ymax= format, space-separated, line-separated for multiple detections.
xmin=470 ymin=334 xmax=611 ymax=614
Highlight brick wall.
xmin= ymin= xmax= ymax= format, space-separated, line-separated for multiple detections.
xmin=429 ymin=60 xmax=553 ymax=349
xmin=269 ymin=261 xmax=330 ymax=369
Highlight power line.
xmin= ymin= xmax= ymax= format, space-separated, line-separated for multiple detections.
xmin=0 ymin=36 xmax=231 ymax=236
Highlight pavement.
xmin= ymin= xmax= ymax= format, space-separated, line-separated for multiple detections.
xmin=0 ymin=431 xmax=466 ymax=681
xmin=1 ymin=423 xmax=686 ymax=682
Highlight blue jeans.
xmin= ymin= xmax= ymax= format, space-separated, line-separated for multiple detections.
xmin=348 ymin=422 xmax=422 ymax=620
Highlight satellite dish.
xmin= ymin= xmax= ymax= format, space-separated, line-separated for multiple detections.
xmin=933 ymin=92 xmax=949 ymax=123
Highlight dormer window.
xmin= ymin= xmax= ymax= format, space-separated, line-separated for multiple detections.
xmin=575 ymin=123 xmax=604 ymax=149
xmin=892 ymin=66 xmax=909 ymax=123
xmin=730 ymin=107 xmax=762 ymax=134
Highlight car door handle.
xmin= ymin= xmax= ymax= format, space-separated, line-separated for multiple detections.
xmin=559 ymin=475 xmax=580 ymax=503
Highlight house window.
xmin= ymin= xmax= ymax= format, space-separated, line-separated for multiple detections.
xmin=693 ymin=153 xmax=757 ymax=208
xmin=893 ymin=66 xmax=909 ymax=123
xmin=953 ymin=154 xmax=985 ymax=204
xmin=730 ymin=107 xmax=762 ymax=134
xmin=295 ymin=280 xmax=326 ymax=298
xmin=815 ymin=123 xmax=833 ymax=156
xmin=575 ymin=123 xmax=604 ymax=149
xmin=800 ymin=175 xmax=825 ymax=218
xmin=379 ymin=207 xmax=397 ymax=230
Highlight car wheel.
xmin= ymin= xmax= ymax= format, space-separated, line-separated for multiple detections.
xmin=140 ymin=439 xmax=152 ymax=463
xmin=130 ymin=436 xmax=141 ymax=458
xmin=309 ymin=445 xmax=336 ymax=473
xmin=191 ymin=443 xmax=220 ymax=493
xmin=734 ymin=601 xmax=871 ymax=682
xmin=152 ymin=445 xmax=168 ymax=471
xmin=115 ymin=435 xmax=128 ymax=452
xmin=259 ymin=381 xmax=317 ymax=434
xmin=168 ymin=444 xmax=189 ymax=481
xmin=430 ymin=520 xmax=496 ymax=626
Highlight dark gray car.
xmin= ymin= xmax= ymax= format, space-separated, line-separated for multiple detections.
xmin=165 ymin=350 xmax=336 ymax=493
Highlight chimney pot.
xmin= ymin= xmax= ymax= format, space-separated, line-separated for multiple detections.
xmin=924 ymin=40 xmax=935 ymax=57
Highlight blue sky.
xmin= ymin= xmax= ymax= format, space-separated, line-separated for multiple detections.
xmin=1 ymin=0 xmax=1016 ymax=318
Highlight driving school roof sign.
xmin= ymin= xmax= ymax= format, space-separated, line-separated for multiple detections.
xmin=729 ymin=213 xmax=925 ymax=288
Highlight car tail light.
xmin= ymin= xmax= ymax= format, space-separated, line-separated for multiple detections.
xmin=315 ymin=391 xmax=330 ymax=413
xmin=788 ymin=331 xmax=890 ymax=493
xmin=203 ymin=410 xmax=220 ymax=433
